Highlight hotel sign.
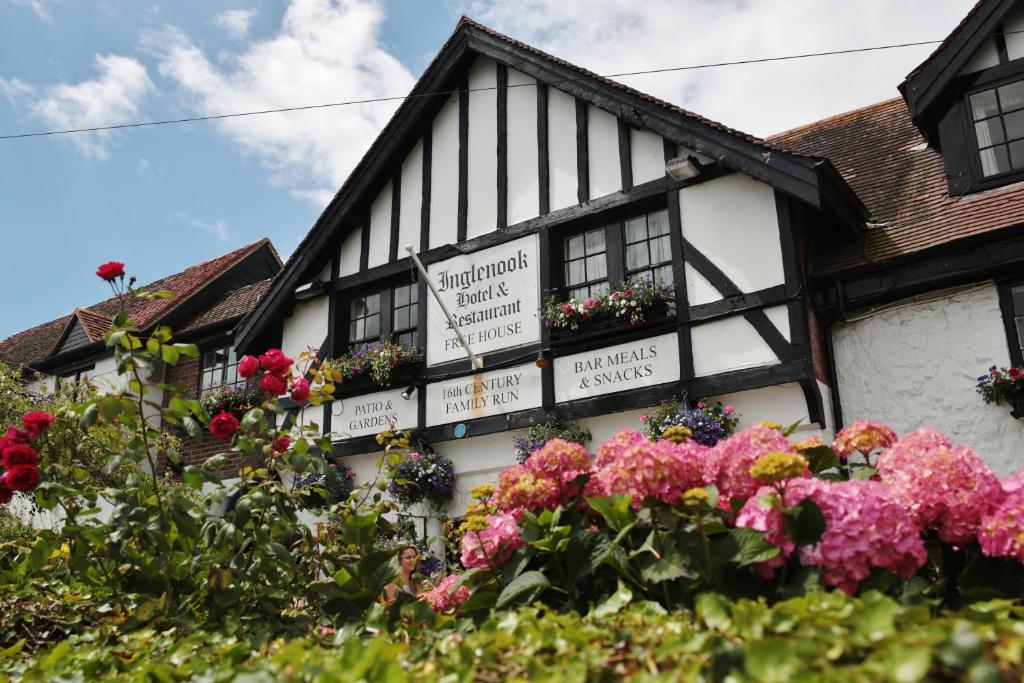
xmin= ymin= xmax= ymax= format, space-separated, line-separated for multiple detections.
xmin=554 ymin=333 xmax=681 ymax=403
xmin=426 ymin=234 xmax=541 ymax=366
xmin=426 ymin=363 xmax=543 ymax=427
xmin=330 ymin=388 xmax=419 ymax=439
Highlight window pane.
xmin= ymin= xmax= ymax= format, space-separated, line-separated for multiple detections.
xmin=626 ymin=242 xmax=649 ymax=270
xmin=584 ymin=228 xmax=605 ymax=254
xmin=408 ymin=285 xmax=418 ymax=305
xmin=365 ymin=314 xmax=380 ymax=339
xmin=654 ymin=264 xmax=674 ymax=286
xmin=569 ymin=286 xmax=588 ymax=300
xmin=590 ymin=281 xmax=610 ymax=298
xmin=566 ymin=259 xmax=586 ymax=285
xmin=1013 ymin=285 xmax=1024 ymax=312
xmin=630 ymin=269 xmax=654 ymax=284
xmin=396 ymin=308 xmax=411 ymax=330
xmin=566 ymin=235 xmax=584 ymax=260
xmin=1011 ymin=140 xmax=1024 ymax=170
xmin=971 ymin=89 xmax=999 ymax=119
xmin=651 ymin=236 xmax=672 ymax=263
xmin=351 ymin=298 xmax=366 ymax=318
xmin=976 ymin=118 xmax=1005 ymax=146
xmin=587 ymin=254 xmax=607 ymax=280
xmin=648 ymin=210 xmax=669 ymax=236
xmin=394 ymin=285 xmax=409 ymax=306
xmin=352 ymin=318 xmax=365 ymax=341
xmin=365 ymin=293 xmax=380 ymax=314
xmin=998 ymin=80 xmax=1024 ymax=112
xmin=1004 ymin=110 xmax=1024 ymax=141
xmin=625 ymin=217 xmax=647 ymax=244
xmin=980 ymin=145 xmax=1010 ymax=176
xmin=1016 ymin=317 xmax=1024 ymax=350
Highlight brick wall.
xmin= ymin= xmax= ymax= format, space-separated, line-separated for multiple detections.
xmin=159 ymin=353 xmax=249 ymax=479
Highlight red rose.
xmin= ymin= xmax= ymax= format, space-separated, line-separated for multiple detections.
xmin=290 ymin=377 xmax=310 ymax=405
xmin=260 ymin=373 xmax=288 ymax=395
xmin=22 ymin=411 xmax=55 ymax=440
xmin=5 ymin=427 xmax=30 ymax=445
xmin=258 ymin=349 xmax=293 ymax=377
xmin=3 ymin=464 xmax=39 ymax=492
xmin=238 ymin=355 xmax=260 ymax=379
xmin=2 ymin=443 xmax=38 ymax=469
xmin=95 ymin=261 xmax=126 ymax=281
xmin=0 ymin=481 xmax=11 ymax=505
xmin=272 ymin=435 xmax=290 ymax=453
xmin=1011 ymin=367 xmax=1023 ymax=380
xmin=209 ymin=411 xmax=240 ymax=441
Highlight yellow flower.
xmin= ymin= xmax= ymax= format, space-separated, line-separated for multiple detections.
xmin=460 ymin=515 xmax=489 ymax=532
xmin=470 ymin=483 xmax=495 ymax=502
xmin=749 ymin=451 xmax=808 ymax=483
xmin=681 ymin=487 xmax=711 ymax=512
xmin=661 ymin=425 xmax=692 ymax=444
xmin=793 ymin=436 xmax=826 ymax=451
xmin=758 ymin=420 xmax=783 ymax=431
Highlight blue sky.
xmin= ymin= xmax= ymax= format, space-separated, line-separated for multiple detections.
xmin=0 ymin=0 xmax=977 ymax=341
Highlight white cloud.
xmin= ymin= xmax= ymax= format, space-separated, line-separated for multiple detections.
xmin=214 ymin=8 xmax=256 ymax=41
xmin=145 ymin=0 xmax=415 ymax=203
xmin=174 ymin=212 xmax=231 ymax=242
xmin=462 ymin=0 xmax=978 ymax=137
xmin=25 ymin=54 xmax=153 ymax=160
xmin=0 ymin=77 xmax=34 ymax=104
xmin=5 ymin=0 xmax=55 ymax=23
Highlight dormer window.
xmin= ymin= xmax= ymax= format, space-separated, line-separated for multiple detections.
xmin=970 ymin=79 xmax=1024 ymax=177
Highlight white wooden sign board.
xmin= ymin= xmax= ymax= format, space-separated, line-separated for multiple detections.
xmin=425 ymin=234 xmax=541 ymax=366
xmin=330 ymin=388 xmax=419 ymax=439
xmin=426 ymin=363 xmax=543 ymax=426
xmin=554 ymin=332 xmax=681 ymax=403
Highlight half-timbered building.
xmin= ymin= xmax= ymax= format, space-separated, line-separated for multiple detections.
xmin=236 ymin=18 xmax=868 ymax=511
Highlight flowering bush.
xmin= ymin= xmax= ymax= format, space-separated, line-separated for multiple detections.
xmin=293 ymin=459 xmax=356 ymax=510
xmin=0 ymin=411 xmax=54 ymax=503
xmin=326 ymin=340 xmax=422 ymax=387
xmin=387 ymin=448 xmax=455 ymax=510
xmin=584 ymin=433 xmax=710 ymax=508
xmin=513 ymin=417 xmax=591 ymax=464
xmin=460 ymin=512 xmax=524 ymax=568
xmin=198 ymin=384 xmax=265 ymax=419
xmin=420 ymin=573 xmax=472 ymax=612
xmin=542 ymin=278 xmax=673 ymax=330
xmin=707 ymin=423 xmax=797 ymax=505
xmin=832 ymin=419 xmax=897 ymax=464
xmin=641 ymin=399 xmax=739 ymax=446
xmin=976 ymin=365 xmax=1024 ymax=408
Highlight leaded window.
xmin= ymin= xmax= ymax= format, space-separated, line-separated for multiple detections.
xmin=970 ymin=79 xmax=1024 ymax=177
xmin=200 ymin=346 xmax=241 ymax=391
xmin=349 ymin=293 xmax=381 ymax=344
xmin=564 ymin=228 xmax=610 ymax=300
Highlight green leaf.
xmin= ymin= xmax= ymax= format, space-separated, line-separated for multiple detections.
xmin=80 ymin=402 xmax=99 ymax=427
xmin=38 ymin=640 xmax=70 ymax=671
xmin=695 ymin=592 xmax=731 ymax=630
xmin=782 ymin=419 xmax=803 ymax=437
xmin=745 ymin=638 xmax=806 ymax=683
xmin=591 ymin=584 xmax=633 ymax=618
xmin=0 ymin=639 xmax=25 ymax=659
xmin=176 ymin=342 xmax=200 ymax=358
xmin=496 ymin=570 xmax=550 ymax=608
xmin=803 ymin=445 xmax=839 ymax=474
xmin=183 ymin=416 xmax=202 ymax=439
xmin=161 ymin=345 xmax=180 ymax=364
xmin=783 ymin=498 xmax=826 ymax=547
xmin=585 ymin=495 xmax=634 ymax=532
xmin=885 ymin=645 xmax=932 ymax=683
xmin=730 ymin=527 xmax=782 ymax=567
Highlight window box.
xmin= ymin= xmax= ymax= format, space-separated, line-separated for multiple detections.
xmin=548 ymin=298 xmax=675 ymax=345
xmin=329 ymin=360 xmax=424 ymax=397
xmin=324 ymin=340 xmax=424 ymax=395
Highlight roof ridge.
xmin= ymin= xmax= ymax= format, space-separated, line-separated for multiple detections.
xmin=767 ymin=97 xmax=904 ymax=140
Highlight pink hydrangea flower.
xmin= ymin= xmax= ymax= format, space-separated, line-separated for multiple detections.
xmin=420 ymin=574 xmax=472 ymax=612
xmin=490 ymin=465 xmax=560 ymax=514
xmin=708 ymin=424 xmax=796 ymax=506
xmin=1000 ymin=469 xmax=1024 ymax=496
xmin=832 ymin=420 xmax=897 ymax=462
xmin=593 ymin=429 xmax=647 ymax=469
xmin=584 ymin=435 xmax=709 ymax=509
xmin=876 ymin=428 xmax=1004 ymax=544
xmin=523 ymin=438 xmax=592 ymax=499
xmin=978 ymin=490 xmax=1024 ymax=562
xmin=460 ymin=512 xmax=524 ymax=569
xmin=736 ymin=478 xmax=926 ymax=594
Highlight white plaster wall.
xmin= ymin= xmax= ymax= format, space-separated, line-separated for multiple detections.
xmin=281 ymin=297 xmax=329 ymax=363
xmin=1004 ymin=4 xmax=1024 ymax=62
xmin=763 ymin=305 xmax=791 ymax=343
xmin=467 ymin=57 xmax=498 ymax=240
xmin=587 ymin=105 xmax=620 ymax=199
xmin=631 ymin=128 xmax=665 ymax=185
xmin=547 ymin=88 xmax=578 ymax=211
xmin=367 ymin=182 xmax=392 ymax=268
xmin=960 ymin=37 xmax=1000 ymax=75
xmin=429 ymin=92 xmax=460 ymax=248
xmin=707 ymin=381 xmax=832 ymax=439
xmin=338 ymin=227 xmax=362 ymax=276
xmin=684 ymin=264 xmax=723 ymax=306
xmin=87 ymin=353 xmax=125 ymax=394
xmin=834 ymin=283 xmax=1024 ymax=475
xmin=691 ymin=316 xmax=779 ymax=377
xmin=507 ymin=69 xmax=539 ymax=226
xmin=399 ymin=140 xmax=423 ymax=254
xmin=679 ymin=175 xmax=785 ymax=295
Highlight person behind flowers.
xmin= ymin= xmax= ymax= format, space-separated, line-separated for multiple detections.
xmin=382 ymin=545 xmax=427 ymax=601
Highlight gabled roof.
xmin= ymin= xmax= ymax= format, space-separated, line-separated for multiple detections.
xmin=0 ymin=239 xmax=280 ymax=371
xmin=770 ymin=97 xmax=1024 ymax=274
xmin=236 ymin=17 xmax=867 ymax=351
xmin=178 ymin=278 xmax=274 ymax=335
xmin=899 ymin=0 xmax=1019 ymax=135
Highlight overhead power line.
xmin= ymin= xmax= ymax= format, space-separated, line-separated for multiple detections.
xmin=0 ymin=33 xmax=1011 ymax=142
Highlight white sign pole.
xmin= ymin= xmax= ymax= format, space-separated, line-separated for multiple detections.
xmin=405 ymin=245 xmax=483 ymax=370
